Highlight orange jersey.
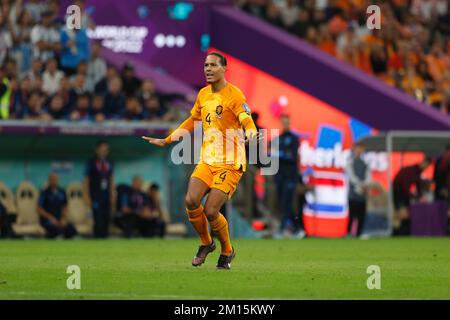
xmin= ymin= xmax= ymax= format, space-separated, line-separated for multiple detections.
xmin=191 ymin=82 xmax=250 ymax=171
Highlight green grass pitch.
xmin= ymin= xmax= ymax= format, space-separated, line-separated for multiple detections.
xmin=0 ymin=238 xmax=449 ymax=299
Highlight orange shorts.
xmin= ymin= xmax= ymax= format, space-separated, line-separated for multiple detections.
xmin=191 ymin=163 xmax=243 ymax=199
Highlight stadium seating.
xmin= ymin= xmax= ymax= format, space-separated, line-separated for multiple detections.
xmin=12 ymin=181 xmax=45 ymax=237
xmin=66 ymin=182 xmax=93 ymax=236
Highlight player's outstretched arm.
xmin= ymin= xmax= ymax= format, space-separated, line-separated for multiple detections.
xmin=238 ymin=112 xmax=262 ymax=143
xmin=142 ymin=115 xmax=196 ymax=147
xmin=141 ymin=136 xmax=167 ymax=147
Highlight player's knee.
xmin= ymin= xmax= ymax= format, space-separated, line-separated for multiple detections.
xmin=185 ymin=194 xmax=200 ymax=210
xmin=204 ymin=206 xmax=219 ymax=221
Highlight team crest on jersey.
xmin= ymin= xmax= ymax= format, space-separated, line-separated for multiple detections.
xmin=215 ymin=105 xmax=223 ymax=118
xmin=243 ymin=102 xmax=251 ymax=115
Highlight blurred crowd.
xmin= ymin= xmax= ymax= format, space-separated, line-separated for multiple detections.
xmin=0 ymin=0 xmax=183 ymax=122
xmin=234 ymin=0 xmax=450 ymax=115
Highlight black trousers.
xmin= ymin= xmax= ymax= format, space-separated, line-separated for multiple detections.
xmin=115 ymin=213 xmax=166 ymax=238
xmin=348 ymin=200 xmax=367 ymax=236
xmin=41 ymin=220 xmax=77 ymax=239
xmin=275 ymin=173 xmax=299 ymax=232
xmin=92 ymin=196 xmax=111 ymax=238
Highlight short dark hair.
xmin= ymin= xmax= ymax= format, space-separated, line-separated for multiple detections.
xmin=96 ymin=140 xmax=108 ymax=148
xmin=150 ymin=183 xmax=160 ymax=191
xmin=207 ymin=52 xmax=227 ymax=66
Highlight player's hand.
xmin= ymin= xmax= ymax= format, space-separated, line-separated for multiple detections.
xmin=245 ymin=131 xmax=263 ymax=144
xmin=142 ymin=136 xmax=167 ymax=147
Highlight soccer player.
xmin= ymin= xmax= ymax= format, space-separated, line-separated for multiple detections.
xmin=142 ymin=52 xmax=259 ymax=269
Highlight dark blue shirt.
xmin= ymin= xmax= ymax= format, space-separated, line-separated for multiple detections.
xmin=38 ymin=187 xmax=67 ymax=220
xmin=104 ymin=93 xmax=125 ymax=118
xmin=277 ymin=131 xmax=299 ymax=173
xmin=85 ymin=157 xmax=114 ymax=198
xmin=121 ymin=190 xmax=148 ymax=213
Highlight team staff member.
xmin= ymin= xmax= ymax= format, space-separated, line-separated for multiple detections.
xmin=84 ymin=141 xmax=115 ymax=238
xmin=274 ymin=114 xmax=301 ymax=236
xmin=38 ymin=173 xmax=77 ymax=239
xmin=143 ymin=52 xmax=259 ymax=269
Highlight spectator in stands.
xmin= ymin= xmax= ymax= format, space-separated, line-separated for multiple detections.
xmin=30 ymin=10 xmax=60 ymax=62
xmin=70 ymin=93 xmax=91 ymax=121
xmin=56 ymin=75 xmax=76 ymax=113
xmin=46 ymin=94 xmax=67 ymax=120
xmin=83 ymin=140 xmax=115 ymax=238
xmin=94 ymin=64 xmax=118 ymax=95
xmin=290 ymin=9 xmax=309 ymax=38
xmin=121 ymin=96 xmax=143 ymax=121
xmin=0 ymin=62 xmax=16 ymax=120
xmin=121 ymin=62 xmax=142 ymax=97
xmin=104 ymin=76 xmax=126 ymax=118
xmin=346 ymin=141 xmax=372 ymax=237
xmin=70 ymin=73 xmax=88 ymax=96
xmin=10 ymin=9 xmax=34 ymax=74
xmin=21 ymin=89 xmax=50 ymax=120
xmin=137 ymin=79 xmax=158 ymax=102
xmin=38 ymin=172 xmax=77 ymax=239
xmin=264 ymin=2 xmax=283 ymax=29
xmin=11 ymin=75 xmax=31 ymax=118
xmin=47 ymin=0 xmax=64 ymax=28
xmin=277 ymin=0 xmax=300 ymax=30
xmin=20 ymin=57 xmax=42 ymax=85
xmin=393 ymin=157 xmax=432 ymax=236
xmin=87 ymin=42 xmax=106 ymax=91
xmin=25 ymin=0 xmax=47 ymax=23
xmin=273 ymin=114 xmax=301 ymax=237
xmin=241 ymin=0 xmax=266 ymax=19
xmin=142 ymin=96 xmax=168 ymax=121
xmin=71 ymin=61 xmax=93 ymax=92
xmin=0 ymin=7 xmax=13 ymax=66
xmin=60 ymin=22 xmax=89 ymax=76
xmin=370 ymin=44 xmax=388 ymax=75
xmin=42 ymin=57 xmax=63 ymax=95
xmin=143 ymin=183 xmax=167 ymax=238
xmin=89 ymin=94 xmax=106 ymax=122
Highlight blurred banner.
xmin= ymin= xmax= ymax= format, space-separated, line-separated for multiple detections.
xmin=60 ymin=0 xmax=224 ymax=86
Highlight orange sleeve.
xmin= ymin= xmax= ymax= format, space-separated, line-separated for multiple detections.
xmin=241 ymin=116 xmax=257 ymax=133
xmin=190 ymin=93 xmax=202 ymax=120
xmin=231 ymin=91 xmax=252 ymax=118
xmin=164 ymin=115 xmax=196 ymax=145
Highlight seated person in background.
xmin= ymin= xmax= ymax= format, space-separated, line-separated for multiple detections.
xmin=121 ymin=96 xmax=143 ymax=121
xmin=22 ymin=90 xmax=51 ymax=120
xmin=104 ymin=76 xmax=126 ymax=118
xmin=70 ymin=93 xmax=91 ymax=121
xmin=38 ymin=173 xmax=77 ymax=239
xmin=94 ymin=64 xmax=118 ymax=95
xmin=393 ymin=157 xmax=432 ymax=236
xmin=121 ymin=63 xmax=142 ymax=97
xmin=141 ymin=183 xmax=167 ymax=238
xmin=89 ymin=94 xmax=106 ymax=122
xmin=116 ymin=176 xmax=148 ymax=238
xmin=142 ymin=96 xmax=169 ymax=121
xmin=42 ymin=57 xmax=64 ymax=96
xmin=46 ymin=94 xmax=68 ymax=120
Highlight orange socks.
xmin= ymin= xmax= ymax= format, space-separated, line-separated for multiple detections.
xmin=209 ymin=213 xmax=233 ymax=256
xmin=186 ymin=205 xmax=212 ymax=246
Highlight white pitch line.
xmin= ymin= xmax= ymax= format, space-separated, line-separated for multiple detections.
xmin=1 ymin=291 xmax=292 ymax=300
